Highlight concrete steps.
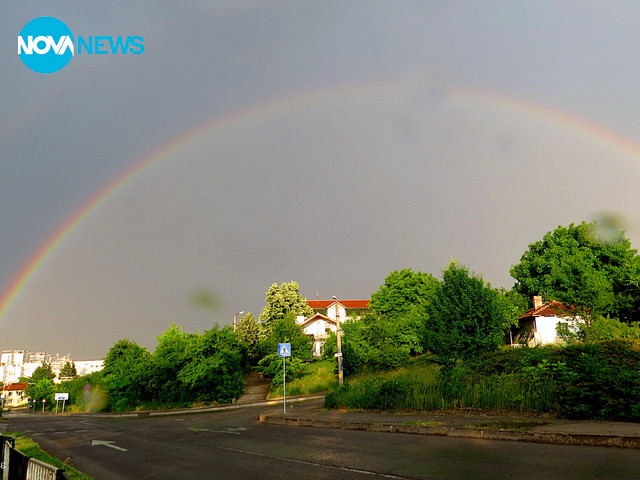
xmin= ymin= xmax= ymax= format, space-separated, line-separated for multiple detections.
xmin=236 ymin=372 xmax=270 ymax=404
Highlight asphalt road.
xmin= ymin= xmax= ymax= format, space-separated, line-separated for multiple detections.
xmin=5 ymin=400 xmax=640 ymax=480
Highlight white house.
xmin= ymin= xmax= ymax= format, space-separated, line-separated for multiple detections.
xmin=512 ymin=296 xmax=581 ymax=346
xmin=297 ymin=299 xmax=370 ymax=356
xmin=1 ymin=382 xmax=28 ymax=409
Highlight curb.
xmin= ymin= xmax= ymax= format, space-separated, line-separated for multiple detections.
xmin=259 ymin=414 xmax=640 ymax=449
xmin=2 ymin=395 xmax=325 ymax=419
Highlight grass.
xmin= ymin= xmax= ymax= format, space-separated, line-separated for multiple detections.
xmin=268 ymin=360 xmax=338 ymax=398
xmin=402 ymin=420 xmax=444 ymax=427
xmin=324 ymin=362 xmax=559 ymax=414
xmin=4 ymin=431 xmax=93 ymax=480
xmin=463 ymin=421 xmax=548 ymax=432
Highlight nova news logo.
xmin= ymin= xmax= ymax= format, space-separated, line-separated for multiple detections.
xmin=18 ymin=17 xmax=144 ymax=74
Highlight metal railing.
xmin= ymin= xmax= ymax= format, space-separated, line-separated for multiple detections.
xmin=1 ymin=436 xmax=69 ymax=480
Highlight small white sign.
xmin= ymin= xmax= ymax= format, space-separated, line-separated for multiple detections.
xmin=55 ymin=393 xmax=69 ymax=401
xmin=334 ymin=353 xmax=342 ymax=357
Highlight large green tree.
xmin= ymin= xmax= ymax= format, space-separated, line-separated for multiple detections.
xmin=26 ymin=378 xmax=56 ymax=410
xmin=424 ymin=261 xmax=514 ymax=359
xmin=258 ymin=281 xmax=313 ymax=326
xmin=324 ymin=314 xmax=419 ymax=374
xmin=102 ymin=339 xmax=151 ymax=411
xmin=178 ymin=326 xmax=245 ymax=403
xmin=147 ymin=324 xmax=197 ymax=404
xmin=369 ymin=268 xmax=440 ymax=319
xmin=30 ymin=363 xmax=55 ymax=382
xmin=510 ymin=221 xmax=640 ymax=321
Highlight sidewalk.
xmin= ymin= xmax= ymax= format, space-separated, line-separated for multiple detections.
xmin=260 ymin=400 xmax=640 ymax=449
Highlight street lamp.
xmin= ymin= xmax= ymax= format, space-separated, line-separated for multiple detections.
xmin=233 ymin=311 xmax=245 ymax=331
xmin=332 ymin=296 xmax=344 ymax=386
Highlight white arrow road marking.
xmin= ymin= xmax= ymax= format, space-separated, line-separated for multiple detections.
xmin=91 ymin=440 xmax=128 ymax=452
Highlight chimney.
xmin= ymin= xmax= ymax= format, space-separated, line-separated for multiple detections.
xmin=533 ymin=296 xmax=543 ymax=309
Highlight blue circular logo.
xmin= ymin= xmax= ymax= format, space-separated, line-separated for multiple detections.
xmin=18 ymin=17 xmax=74 ymax=74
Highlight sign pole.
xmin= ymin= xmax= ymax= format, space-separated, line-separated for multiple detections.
xmin=277 ymin=343 xmax=291 ymax=415
xmin=283 ymin=355 xmax=286 ymax=414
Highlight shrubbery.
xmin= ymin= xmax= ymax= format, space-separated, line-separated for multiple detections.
xmin=98 ymin=325 xmax=245 ymax=411
xmin=325 ymin=340 xmax=640 ymax=421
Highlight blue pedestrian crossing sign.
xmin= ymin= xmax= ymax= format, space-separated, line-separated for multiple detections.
xmin=278 ymin=343 xmax=291 ymax=357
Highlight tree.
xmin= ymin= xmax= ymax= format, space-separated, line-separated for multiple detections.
xmin=370 ymin=268 xmax=440 ymax=319
xmin=424 ymin=261 xmax=514 ymax=359
xmin=235 ymin=312 xmax=267 ymax=365
xmin=258 ymin=312 xmax=313 ymax=384
xmin=258 ymin=281 xmax=313 ymax=326
xmin=178 ymin=326 xmax=245 ymax=403
xmin=235 ymin=312 xmax=265 ymax=346
xmin=102 ymin=339 xmax=151 ymax=411
xmin=59 ymin=361 xmax=77 ymax=378
xmin=324 ymin=314 xmax=418 ymax=374
xmin=510 ymin=221 xmax=640 ymax=322
xmin=147 ymin=324 xmax=197 ymax=404
xmin=26 ymin=378 xmax=55 ymax=410
xmin=30 ymin=364 xmax=55 ymax=382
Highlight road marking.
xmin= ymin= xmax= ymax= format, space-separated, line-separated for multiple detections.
xmin=189 ymin=427 xmax=247 ymax=435
xmin=218 ymin=427 xmax=247 ymax=434
xmin=215 ymin=445 xmax=411 ymax=479
xmin=91 ymin=440 xmax=128 ymax=452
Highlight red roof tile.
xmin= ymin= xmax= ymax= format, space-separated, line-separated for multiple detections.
xmin=3 ymin=383 xmax=27 ymax=392
xmin=299 ymin=313 xmax=336 ymax=328
xmin=519 ymin=300 xmax=578 ymax=319
xmin=307 ymin=299 xmax=370 ymax=309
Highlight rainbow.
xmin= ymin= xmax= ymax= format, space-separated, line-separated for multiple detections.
xmin=2 ymin=83 xmax=640 ymax=323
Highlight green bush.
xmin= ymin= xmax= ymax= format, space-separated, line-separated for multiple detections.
xmin=555 ymin=340 xmax=640 ymax=420
xmin=325 ymin=340 xmax=640 ymax=420
xmin=324 ymin=364 xmax=551 ymax=412
xmin=323 ymin=315 xmax=413 ymax=375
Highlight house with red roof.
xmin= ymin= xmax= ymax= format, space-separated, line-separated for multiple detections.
xmin=511 ymin=296 xmax=581 ymax=346
xmin=1 ymin=382 xmax=28 ymax=409
xmin=297 ymin=299 xmax=370 ymax=356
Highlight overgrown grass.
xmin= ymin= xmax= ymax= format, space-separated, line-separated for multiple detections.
xmin=324 ymin=363 xmax=558 ymax=413
xmin=326 ymin=340 xmax=640 ymax=420
xmin=268 ymin=360 xmax=338 ymax=398
xmin=5 ymin=431 xmax=93 ymax=480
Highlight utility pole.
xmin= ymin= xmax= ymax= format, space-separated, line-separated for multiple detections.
xmin=233 ymin=311 xmax=244 ymax=332
xmin=332 ymin=296 xmax=344 ymax=386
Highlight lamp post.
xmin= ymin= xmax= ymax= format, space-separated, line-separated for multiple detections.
xmin=332 ymin=296 xmax=344 ymax=386
xmin=233 ymin=311 xmax=245 ymax=331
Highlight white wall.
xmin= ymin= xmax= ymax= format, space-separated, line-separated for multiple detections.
xmin=534 ymin=316 xmax=571 ymax=345
xmin=75 ymin=360 xmax=104 ymax=376
xmin=326 ymin=303 xmax=347 ymax=321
